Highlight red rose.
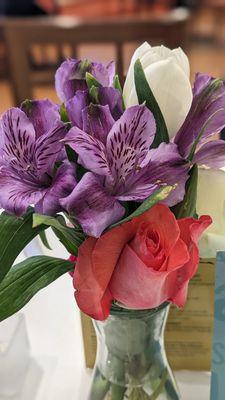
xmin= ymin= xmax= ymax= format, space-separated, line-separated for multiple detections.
xmin=74 ymin=204 xmax=212 ymax=320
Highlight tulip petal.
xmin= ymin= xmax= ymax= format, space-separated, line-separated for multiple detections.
xmin=125 ymin=58 xmax=192 ymax=138
xmin=123 ymin=42 xmax=151 ymax=99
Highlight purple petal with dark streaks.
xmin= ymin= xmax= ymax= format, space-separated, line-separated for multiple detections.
xmin=60 ymin=172 xmax=125 ymax=237
xmin=64 ymin=127 xmax=110 ymax=175
xmin=193 ymin=140 xmax=225 ymax=168
xmin=0 ymin=108 xmax=35 ymax=172
xmin=175 ymin=73 xmax=225 ymax=158
xmin=106 ymin=105 xmax=156 ymax=183
xmin=149 ymin=143 xmax=188 ymax=206
xmin=115 ymin=143 xmax=188 ymax=205
xmin=21 ymin=99 xmax=60 ymax=138
xmin=0 ymin=166 xmax=44 ymax=216
xmin=35 ymin=122 xmax=67 ymax=176
xmin=35 ymin=162 xmax=77 ymax=215
xmin=82 ymin=104 xmax=115 ymax=143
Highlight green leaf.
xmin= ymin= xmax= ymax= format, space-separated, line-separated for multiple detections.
xmin=89 ymin=86 xmax=99 ymax=103
xmin=39 ymin=230 xmax=52 ymax=250
xmin=111 ymin=384 xmax=126 ymax=400
xmin=60 ymin=103 xmax=70 ymax=123
xmin=110 ymin=186 xmax=174 ymax=228
xmin=33 ymin=214 xmax=85 ymax=255
xmin=0 ymin=256 xmax=74 ymax=322
xmin=113 ymin=74 xmax=122 ymax=93
xmin=171 ymin=164 xmax=198 ymax=219
xmin=65 ymin=144 xmax=77 ymax=163
xmin=0 ymin=208 xmax=46 ymax=284
xmin=86 ymin=72 xmax=102 ymax=90
xmin=134 ymin=59 xmax=169 ymax=148
xmin=113 ymin=74 xmax=125 ymax=110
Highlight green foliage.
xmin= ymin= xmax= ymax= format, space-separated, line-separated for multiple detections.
xmin=0 ymin=208 xmax=46 ymax=283
xmin=86 ymin=72 xmax=102 ymax=90
xmin=113 ymin=74 xmax=123 ymax=93
xmin=134 ymin=59 xmax=169 ymax=148
xmin=0 ymin=256 xmax=74 ymax=322
xmin=33 ymin=214 xmax=85 ymax=255
xmin=60 ymin=103 xmax=70 ymax=123
xmin=113 ymin=74 xmax=125 ymax=110
xmin=39 ymin=230 xmax=52 ymax=250
xmin=172 ymin=164 xmax=198 ymax=219
xmin=110 ymin=186 xmax=174 ymax=228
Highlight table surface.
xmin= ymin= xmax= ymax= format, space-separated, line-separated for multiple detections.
xmin=3 ymin=235 xmax=211 ymax=400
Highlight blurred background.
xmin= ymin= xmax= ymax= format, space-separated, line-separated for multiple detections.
xmin=0 ymin=0 xmax=225 ymax=112
xmin=0 ymin=1 xmax=223 ymax=399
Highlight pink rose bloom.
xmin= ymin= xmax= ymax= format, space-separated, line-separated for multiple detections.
xmin=73 ymin=204 xmax=212 ymax=320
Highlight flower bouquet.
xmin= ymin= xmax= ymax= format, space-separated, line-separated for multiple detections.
xmin=1 ymin=41 xmax=225 ymax=399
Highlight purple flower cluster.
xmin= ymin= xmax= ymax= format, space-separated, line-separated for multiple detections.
xmin=1 ymin=58 xmax=225 ymax=237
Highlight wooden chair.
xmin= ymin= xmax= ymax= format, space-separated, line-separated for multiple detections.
xmin=0 ymin=18 xmax=7 ymax=79
xmin=3 ymin=9 xmax=190 ymax=105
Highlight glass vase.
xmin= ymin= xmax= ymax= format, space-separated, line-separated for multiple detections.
xmin=88 ymin=303 xmax=180 ymax=400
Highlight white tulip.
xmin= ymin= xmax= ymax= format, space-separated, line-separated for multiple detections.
xmin=123 ymin=42 xmax=193 ymax=139
xmin=196 ymin=168 xmax=225 ymax=258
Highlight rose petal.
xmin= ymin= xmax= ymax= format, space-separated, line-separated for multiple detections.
xmin=109 ymin=244 xmax=177 ymax=308
xmin=171 ymin=215 xmax=212 ymax=307
xmin=74 ymin=237 xmax=113 ymax=320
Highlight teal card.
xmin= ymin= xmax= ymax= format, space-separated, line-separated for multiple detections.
xmin=210 ymin=252 xmax=225 ymax=399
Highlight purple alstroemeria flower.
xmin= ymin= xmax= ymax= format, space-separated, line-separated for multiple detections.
xmin=66 ymin=87 xmax=123 ymax=141
xmin=0 ymin=99 xmax=76 ymax=216
xmin=55 ymin=58 xmax=115 ymax=102
xmin=61 ymin=105 xmax=188 ymax=237
xmin=174 ymin=73 xmax=225 ymax=168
